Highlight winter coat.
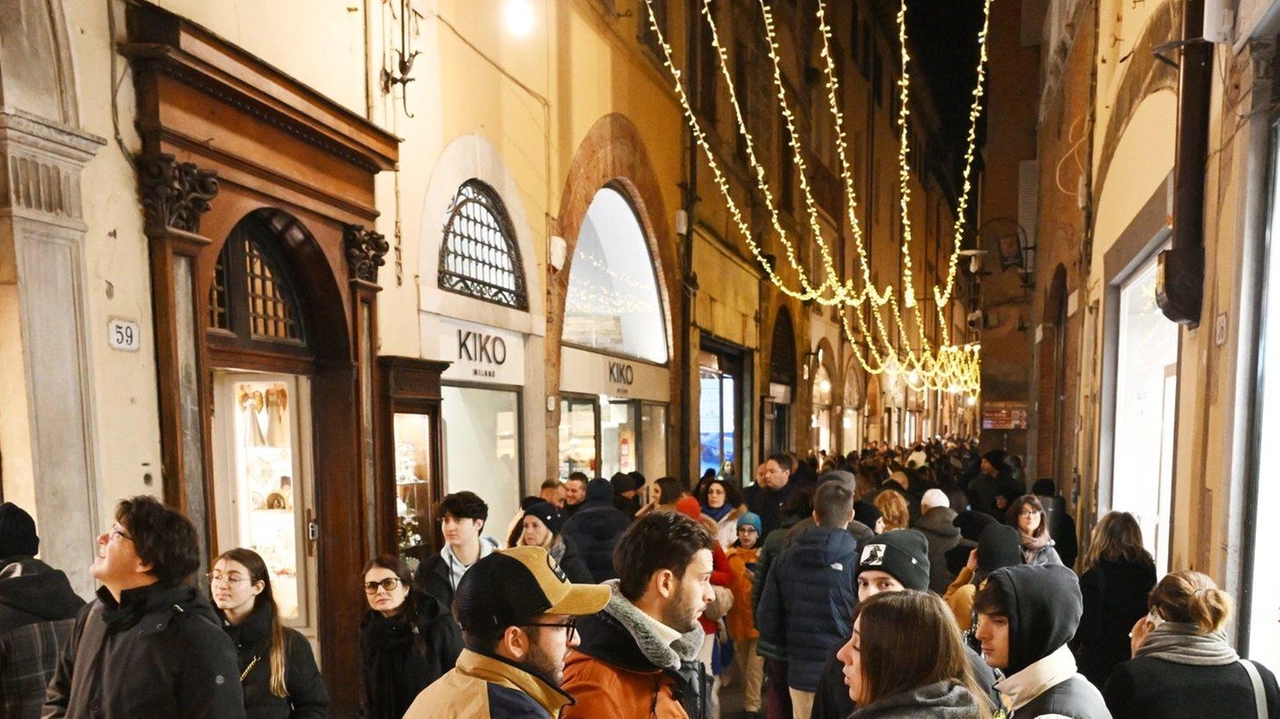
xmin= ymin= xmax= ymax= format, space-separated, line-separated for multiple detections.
xmin=912 ymin=506 xmax=962 ymax=594
xmin=220 ymin=603 xmax=328 ymax=719
xmin=559 ymin=481 xmax=633 ymax=582
xmin=358 ymin=589 xmax=464 ymax=719
xmin=404 ymin=648 xmax=573 ymax=719
xmin=548 ymin=534 xmax=593 ymax=584
xmin=943 ymin=567 xmax=978 ymax=632
xmin=724 ymin=545 xmax=759 ymax=641
xmin=811 ymin=638 xmax=997 ymax=719
xmin=698 ymin=543 xmax=733 ymax=636
xmin=414 ymin=536 xmax=501 ymax=610
xmin=0 ymin=558 xmax=85 ymax=719
xmin=1071 ymin=558 xmax=1156 ymax=688
xmin=561 ymin=581 xmax=708 ymax=719
xmin=1036 ymin=493 xmax=1079 ymax=568
xmin=706 ymin=505 xmax=746 ymax=550
xmin=756 ymin=524 xmax=858 ymax=692
xmin=998 ymin=646 xmax=1112 ymax=719
xmin=743 ymin=480 xmax=796 ymax=538
xmin=1103 ymin=655 xmax=1280 ymax=719
xmin=1021 ymin=537 xmax=1063 ymax=567
xmin=43 ymin=583 xmax=245 ymax=719
xmin=751 ymin=513 xmax=802 ymax=662
xmin=850 ymin=679 xmax=984 ymax=719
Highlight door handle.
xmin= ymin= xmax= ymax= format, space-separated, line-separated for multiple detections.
xmin=306 ymin=509 xmax=318 ymax=557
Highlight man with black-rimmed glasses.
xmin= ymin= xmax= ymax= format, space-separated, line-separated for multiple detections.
xmin=403 ymin=545 xmax=609 ymax=718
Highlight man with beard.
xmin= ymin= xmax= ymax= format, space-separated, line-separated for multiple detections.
xmin=561 ymin=511 xmax=715 ymax=719
xmin=404 ymin=546 xmax=610 ymax=718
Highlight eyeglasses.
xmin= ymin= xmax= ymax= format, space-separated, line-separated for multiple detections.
xmin=363 ymin=577 xmax=402 ymax=594
xmin=206 ymin=572 xmax=250 ymax=586
xmin=518 ymin=618 xmax=577 ymax=642
xmin=1017 ymin=510 xmax=1039 ymax=517
xmin=108 ymin=524 xmax=132 ymax=542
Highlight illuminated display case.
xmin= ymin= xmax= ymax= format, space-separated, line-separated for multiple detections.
xmin=378 ymin=357 xmax=449 ymax=567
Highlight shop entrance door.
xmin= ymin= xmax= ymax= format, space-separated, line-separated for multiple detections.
xmin=211 ymin=371 xmax=320 ymax=651
xmin=700 ymin=367 xmax=737 ymax=477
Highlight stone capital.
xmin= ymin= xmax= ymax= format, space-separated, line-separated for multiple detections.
xmin=344 ymin=223 xmax=389 ymax=283
xmin=137 ymin=153 xmax=219 ymax=234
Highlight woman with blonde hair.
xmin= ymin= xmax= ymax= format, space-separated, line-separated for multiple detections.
xmin=873 ymin=490 xmax=910 ymax=533
xmin=1071 ymin=511 xmax=1156 ymax=687
xmin=209 ymin=548 xmax=328 ymax=718
xmin=837 ymin=591 xmax=992 ymax=719
xmin=1105 ymin=570 xmax=1279 ymax=718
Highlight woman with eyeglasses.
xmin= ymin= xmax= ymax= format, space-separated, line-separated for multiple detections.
xmin=1006 ymin=494 xmax=1062 ymax=566
xmin=208 ymin=548 xmax=328 ymax=718
xmin=358 ymin=554 xmax=462 ymax=719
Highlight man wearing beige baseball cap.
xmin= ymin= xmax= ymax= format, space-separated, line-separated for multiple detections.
xmin=403 ymin=545 xmax=609 ymax=718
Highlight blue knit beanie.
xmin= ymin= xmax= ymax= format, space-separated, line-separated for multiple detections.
xmin=736 ymin=511 xmax=763 ymax=534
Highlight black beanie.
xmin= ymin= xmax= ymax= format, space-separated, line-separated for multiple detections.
xmin=523 ymin=501 xmax=564 ymax=535
xmin=975 ymin=524 xmax=1022 ymax=574
xmin=854 ymin=500 xmax=882 ymax=528
xmin=856 ymin=528 xmax=930 ymax=591
xmin=952 ymin=510 xmax=997 ymax=543
xmin=983 ymin=450 xmax=1008 ymax=467
xmin=0 ymin=503 xmax=39 ymax=559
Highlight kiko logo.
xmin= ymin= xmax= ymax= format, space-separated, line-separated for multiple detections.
xmin=457 ymin=330 xmax=508 ymax=365
xmin=608 ymin=361 xmax=634 ymax=385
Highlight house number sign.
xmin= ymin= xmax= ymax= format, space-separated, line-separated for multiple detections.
xmin=108 ymin=318 xmax=141 ymax=352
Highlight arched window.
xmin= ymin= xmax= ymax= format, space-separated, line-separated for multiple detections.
xmin=564 ymin=187 xmax=668 ymax=364
xmin=437 ymin=180 xmax=528 ymax=309
xmin=209 ymin=213 xmax=307 ymax=351
xmin=770 ymin=308 xmax=797 ymax=386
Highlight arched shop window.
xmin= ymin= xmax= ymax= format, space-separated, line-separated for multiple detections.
xmin=564 ymin=187 xmax=668 ymax=364
xmin=209 ymin=214 xmax=308 ymax=352
xmin=811 ymin=362 xmax=833 ymax=453
xmin=766 ymin=307 xmax=797 ymax=453
xmin=438 ymin=179 xmax=529 ymax=310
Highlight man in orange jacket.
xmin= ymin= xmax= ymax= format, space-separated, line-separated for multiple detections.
xmin=561 ymin=511 xmax=715 ymax=718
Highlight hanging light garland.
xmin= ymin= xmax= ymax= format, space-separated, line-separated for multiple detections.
xmin=641 ymin=0 xmax=987 ymax=397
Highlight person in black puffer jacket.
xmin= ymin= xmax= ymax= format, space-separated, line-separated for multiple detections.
xmin=757 ymin=480 xmax=858 ymax=716
xmin=359 ymin=555 xmax=463 ymax=719
xmin=559 ymin=478 xmax=632 ymax=582
xmin=210 ymin=548 xmax=328 ymax=719
xmin=1070 ymin=511 xmax=1156 ymax=688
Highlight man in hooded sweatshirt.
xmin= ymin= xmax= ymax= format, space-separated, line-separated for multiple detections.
xmin=809 ymin=528 xmax=999 ymax=719
xmin=560 ymin=477 xmax=633 ymax=582
xmin=0 ymin=503 xmax=86 ymax=719
xmin=561 ymin=511 xmax=714 ymax=718
xmin=973 ymin=563 xmax=1112 ymax=718
xmin=912 ymin=488 xmax=961 ymax=593
xmin=44 ymin=496 xmax=244 ymax=718
xmin=416 ymin=491 xmax=501 ymax=612
xmin=756 ymin=480 xmax=858 ymax=719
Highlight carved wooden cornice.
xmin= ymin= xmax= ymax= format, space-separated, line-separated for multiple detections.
xmin=138 ymin=152 xmax=219 ymax=234
xmin=344 ymin=224 xmax=389 ymax=283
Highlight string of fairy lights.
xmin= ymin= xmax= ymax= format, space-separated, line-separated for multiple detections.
xmin=642 ymin=0 xmax=990 ymax=398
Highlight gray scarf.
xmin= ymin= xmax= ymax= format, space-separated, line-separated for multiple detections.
xmin=1135 ymin=622 xmax=1239 ymax=666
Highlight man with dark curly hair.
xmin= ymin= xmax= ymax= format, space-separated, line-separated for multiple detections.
xmin=44 ymin=495 xmax=244 ymax=718
xmin=561 ymin=511 xmax=715 ymax=719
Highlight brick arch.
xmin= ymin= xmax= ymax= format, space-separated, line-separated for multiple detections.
xmin=1093 ymin=1 xmax=1180 ymax=208
xmin=546 ymin=113 xmax=681 ymax=467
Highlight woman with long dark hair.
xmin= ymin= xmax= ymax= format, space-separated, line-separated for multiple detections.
xmin=1006 ymin=494 xmax=1061 ymax=565
xmin=358 ymin=555 xmax=462 ymax=719
xmin=698 ymin=477 xmax=746 ymax=549
xmin=209 ymin=548 xmax=328 ymax=718
xmin=1105 ymin=570 xmax=1279 ymax=718
xmin=1071 ymin=511 xmax=1156 ymax=687
xmin=837 ymin=591 xmax=991 ymax=719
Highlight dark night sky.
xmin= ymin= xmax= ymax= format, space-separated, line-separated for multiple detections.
xmin=904 ymin=0 xmax=988 ymax=154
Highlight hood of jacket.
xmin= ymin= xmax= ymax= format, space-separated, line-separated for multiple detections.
xmin=101 ymin=581 xmax=221 ymax=633
xmin=0 ymin=557 xmax=85 ymax=622
xmin=585 ymin=477 xmax=614 ymax=503
xmin=788 ymin=523 xmax=858 ymax=569
xmin=851 ymin=679 xmax=981 ymax=719
xmin=914 ymin=507 xmax=961 ymax=539
xmin=984 ymin=563 xmax=1081 ymax=675
xmin=440 ymin=536 xmax=500 ymax=591
xmin=575 ymin=580 xmax=703 ymax=673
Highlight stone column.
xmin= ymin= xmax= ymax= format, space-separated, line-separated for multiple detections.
xmin=0 ymin=109 xmax=104 ymax=596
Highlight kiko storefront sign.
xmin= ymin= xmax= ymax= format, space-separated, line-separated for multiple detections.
xmin=440 ymin=318 xmax=524 ymax=385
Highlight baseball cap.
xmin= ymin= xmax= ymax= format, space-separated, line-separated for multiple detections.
xmin=453 ymin=546 xmax=610 ymax=633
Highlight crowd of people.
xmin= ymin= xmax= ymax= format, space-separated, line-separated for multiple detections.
xmin=0 ymin=438 xmax=1277 ymax=718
